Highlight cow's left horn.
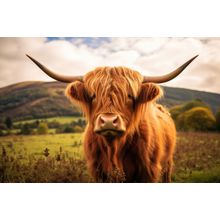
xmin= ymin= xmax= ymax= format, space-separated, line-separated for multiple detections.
xmin=26 ymin=54 xmax=83 ymax=83
xmin=142 ymin=55 xmax=199 ymax=83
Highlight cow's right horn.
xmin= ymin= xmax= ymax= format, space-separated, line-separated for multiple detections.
xmin=26 ymin=54 xmax=83 ymax=83
xmin=142 ymin=55 xmax=199 ymax=83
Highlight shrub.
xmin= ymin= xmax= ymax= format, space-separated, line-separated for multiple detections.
xmin=37 ymin=123 xmax=48 ymax=135
xmin=73 ymin=125 xmax=84 ymax=133
xmin=0 ymin=129 xmax=5 ymax=136
xmin=170 ymin=99 xmax=210 ymax=121
xmin=5 ymin=116 xmax=13 ymax=129
xmin=0 ymin=148 xmax=90 ymax=183
xmin=48 ymin=120 xmax=61 ymax=129
xmin=56 ymin=124 xmax=84 ymax=134
xmin=176 ymin=107 xmax=216 ymax=131
xmin=63 ymin=126 xmax=74 ymax=133
xmin=216 ymin=108 xmax=220 ymax=131
xmin=181 ymin=99 xmax=209 ymax=112
xmin=20 ymin=123 xmax=32 ymax=135
xmin=169 ymin=105 xmax=182 ymax=120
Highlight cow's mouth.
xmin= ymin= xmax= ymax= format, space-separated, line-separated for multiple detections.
xmin=95 ymin=129 xmax=125 ymax=137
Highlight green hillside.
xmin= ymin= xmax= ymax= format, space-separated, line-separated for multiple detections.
xmin=0 ymin=81 xmax=81 ymax=121
xmin=0 ymin=81 xmax=219 ymax=121
xmin=160 ymin=86 xmax=220 ymax=112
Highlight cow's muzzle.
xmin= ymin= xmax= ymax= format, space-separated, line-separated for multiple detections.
xmin=94 ymin=113 xmax=126 ymax=137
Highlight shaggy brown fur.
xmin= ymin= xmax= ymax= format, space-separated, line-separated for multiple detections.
xmin=65 ymin=66 xmax=176 ymax=182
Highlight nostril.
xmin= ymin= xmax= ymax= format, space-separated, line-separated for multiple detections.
xmin=112 ymin=116 xmax=118 ymax=126
xmin=100 ymin=116 xmax=106 ymax=125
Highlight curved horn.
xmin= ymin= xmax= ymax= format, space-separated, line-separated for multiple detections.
xmin=142 ymin=55 xmax=199 ymax=83
xmin=26 ymin=54 xmax=83 ymax=83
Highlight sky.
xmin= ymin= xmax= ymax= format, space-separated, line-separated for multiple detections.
xmin=0 ymin=37 xmax=220 ymax=93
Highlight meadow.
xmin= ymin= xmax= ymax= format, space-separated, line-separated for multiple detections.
xmin=0 ymin=131 xmax=220 ymax=183
xmin=14 ymin=116 xmax=83 ymax=125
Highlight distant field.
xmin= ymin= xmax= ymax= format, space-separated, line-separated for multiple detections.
xmin=14 ymin=116 xmax=84 ymax=125
xmin=0 ymin=132 xmax=220 ymax=182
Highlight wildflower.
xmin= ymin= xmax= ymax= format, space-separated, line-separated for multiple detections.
xmin=2 ymin=147 xmax=7 ymax=158
xmin=43 ymin=148 xmax=49 ymax=157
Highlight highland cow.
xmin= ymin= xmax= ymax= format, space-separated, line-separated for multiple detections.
xmin=27 ymin=54 xmax=198 ymax=182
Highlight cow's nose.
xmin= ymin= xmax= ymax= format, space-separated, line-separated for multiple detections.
xmin=94 ymin=113 xmax=126 ymax=137
xmin=99 ymin=114 xmax=119 ymax=129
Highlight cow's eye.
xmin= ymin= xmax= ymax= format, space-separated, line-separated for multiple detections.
xmin=128 ymin=94 xmax=133 ymax=100
xmin=91 ymin=94 xmax=96 ymax=101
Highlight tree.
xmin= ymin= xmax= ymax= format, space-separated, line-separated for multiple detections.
xmin=216 ymin=108 xmax=220 ymax=131
xmin=176 ymin=107 xmax=216 ymax=131
xmin=37 ymin=123 xmax=48 ymax=135
xmin=20 ymin=123 xmax=32 ymax=135
xmin=170 ymin=99 xmax=213 ymax=129
xmin=35 ymin=120 xmax=40 ymax=127
xmin=63 ymin=126 xmax=74 ymax=133
xmin=169 ymin=105 xmax=182 ymax=121
xmin=5 ymin=116 xmax=13 ymax=129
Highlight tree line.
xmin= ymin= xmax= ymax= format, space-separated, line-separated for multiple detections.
xmin=1 ymin=99 xmax=220 ymax=135
xmin=0 ymin=118 xmax=86 ymax=136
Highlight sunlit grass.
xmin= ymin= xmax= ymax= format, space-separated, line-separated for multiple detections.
xmin=0 ymin=133 xmax=84 ymax=162
xmin=1 ymin=132 xmax=220 ymax=182
xmin=14 ymin=116 xmax=83 ymax=125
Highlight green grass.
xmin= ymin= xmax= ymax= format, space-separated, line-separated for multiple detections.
xmin=14 ymin=116 xmax=84 ymax=125
xmin=173 ymin=167 xmax=220 ymax=183
xmin=1 ymin=131 xmax=220 ymax=182
xmin=0 ymin=133 xmax=84 ymax=162
xmin=173 ymin=132 xmax=220 ymax=183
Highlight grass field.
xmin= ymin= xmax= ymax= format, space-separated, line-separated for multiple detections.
xmin=0 ymin=132 xmax=220 ymax=182
xmin=0 ymin=133 xmax=84 ymax=160
xmin=173 ymin=132 xmax=220 ymax=183
xmin=14 ymin=116 xmax=84 ymax=125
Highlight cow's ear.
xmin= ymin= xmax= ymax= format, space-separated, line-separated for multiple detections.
xmin=137 ymin=83 xmax=163 ymax=103
xmin=65 ymin=81 xmax=89 ymax=103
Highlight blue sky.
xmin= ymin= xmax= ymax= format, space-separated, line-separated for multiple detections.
xmin=47 ymin=37 xmax=111 ymax=48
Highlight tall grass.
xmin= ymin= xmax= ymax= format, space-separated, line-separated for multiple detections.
xmin=0 ymin=132 xmax=220 ymax=182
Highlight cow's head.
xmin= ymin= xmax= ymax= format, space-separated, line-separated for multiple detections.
xmin=26 ymin=54 xmax=198 ymax=140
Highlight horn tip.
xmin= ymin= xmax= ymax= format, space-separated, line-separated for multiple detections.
xmin=187 ymin=55 xmax=199 ymax=64
xmin=26 ymin=54 xmax=32 ymax=60
xmin=26 ymin=54 xmax=37 ymax=64
xmin=192 ymin=54 xmax=199 ymax=60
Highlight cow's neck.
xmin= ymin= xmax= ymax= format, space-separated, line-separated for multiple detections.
xmin=100 ymin=134 xmax=131 ymax=172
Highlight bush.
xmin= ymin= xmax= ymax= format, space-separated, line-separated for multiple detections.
xmin=169 ymin=105 xmax=182 ymax=120
xmin=73 ymin=125 xmax=84 ymax=133
xmin=48 ymin=120 xmax=61 ymax=129
xmin=0 ymin=129 xmax=6 ymax=136
xmin=181 ymin=99 xmax=209 ymax=112
xmin=37 ymin=123 xmax=48 ymax=135
xmin=170 ymin=100 xmax=210 ymax=121
xmin=20 ymin=123 xmax=32 ymax=135
xmin=216 ymin=108 xmax=220 ymax=131
xmin=56 ymin=124 xmax=84 ymax=134
xmin=0 ymin=148 xmax=90 ymax=183
xmin=63 ymin=126 xmax=74 ymax=133
xmin=5 ymin=116 xmax=13 ymax=129
xmin=176 ymin=107 xmax=216 ymax=131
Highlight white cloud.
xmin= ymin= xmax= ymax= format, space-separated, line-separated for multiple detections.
xmin=0 ymin=37 xmax=220 ymax=93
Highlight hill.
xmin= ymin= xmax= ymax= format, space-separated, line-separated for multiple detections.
xmin=0 ymin=81 xmax=219 ymax=121
xmin=160 ymin=86 xmax=220 ymax=112
xmin=0 ymin=81 xmax=81 ymax=121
